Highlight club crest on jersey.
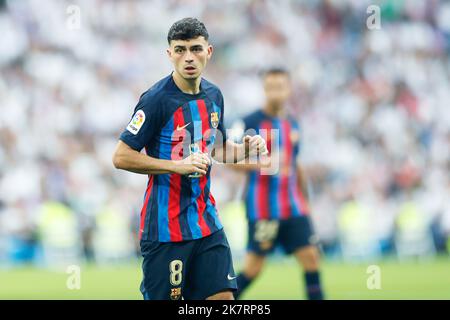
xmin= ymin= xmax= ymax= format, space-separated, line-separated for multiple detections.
xmin=170 ymin=287 xmax=182 ymax=300
xmin=211 ymin=112 xmax=219 ymax=129
xmin=127 ymin=110 xmax=145 ymax=135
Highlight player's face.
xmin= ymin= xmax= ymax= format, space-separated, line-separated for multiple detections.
xmin=263 ymin=73 xmax=291 ymax=107
xmin=167 ymin=37 xmax=213 ymax=80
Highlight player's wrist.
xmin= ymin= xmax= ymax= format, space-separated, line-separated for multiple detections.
xmin=166 ymin=159 xmax=182 ymax=175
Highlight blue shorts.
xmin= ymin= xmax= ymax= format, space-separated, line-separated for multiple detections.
xmin=140 ymin=229 xmax=237 ymax=300
xmin=247 ymin=215 xmax=318 ymax=256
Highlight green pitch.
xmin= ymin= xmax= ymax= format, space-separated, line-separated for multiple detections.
xmin=0 ymin=257 xmax=449 ymax=299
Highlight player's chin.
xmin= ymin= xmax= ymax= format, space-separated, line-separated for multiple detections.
xmin=182 ymin=72 xmax=200 ymax=80
xmin=182 ymin=68 xmax=202 ymax=79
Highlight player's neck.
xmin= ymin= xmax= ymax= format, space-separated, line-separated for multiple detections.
xmin=263 ymin=104 xmax=285 ymax=118
xmin=172 ymin=71 xmax=201 ymax=95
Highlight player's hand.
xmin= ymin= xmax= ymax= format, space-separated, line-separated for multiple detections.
xmin=173 ymin=152 xmax=211 ymax=176
xmin=244 ymin=135 xmax=269 ymax=157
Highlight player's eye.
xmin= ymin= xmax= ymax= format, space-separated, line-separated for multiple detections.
xmin=175 ymin=48 xmax=185 ymax=54
xmin=192 ymin=47 xmax=203 ymax=52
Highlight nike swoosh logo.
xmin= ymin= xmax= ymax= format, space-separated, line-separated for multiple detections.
xmin=176 ymin=122 xmax=191 ymax=131
xmin=227 ymin=274 xmax=237 ymax=280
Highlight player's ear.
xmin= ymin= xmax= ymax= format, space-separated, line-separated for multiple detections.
xmin=207 ymin=44 xmax=213 ymax=60
xmin=166 ymin=48 xmax=173 ymax=61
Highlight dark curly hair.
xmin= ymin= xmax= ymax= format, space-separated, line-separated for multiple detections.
xmin=167 ymin=17 xmax=209 ymax=44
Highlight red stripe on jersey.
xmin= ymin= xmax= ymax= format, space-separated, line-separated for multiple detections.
xmin=257 ymin=120 xmax=272 ymax=220
xmin=195 ymin=99 xmax=211 ymax=237
xmin=209 ymin=193 xmax=216 ymax=206
xmin=167 ymin=108 xmax=184 ymax=242
xmin=139 ymin=175 xmax=153 ymax=240
xmin=280 ymin=120 xmax=292 ymax=219
xmin=263 ymin=120 xmax=273 ymax=154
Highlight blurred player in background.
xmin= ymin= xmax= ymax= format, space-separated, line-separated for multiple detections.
xmin=232 ymin=68 xmax=324 ymax=300
xmin=112 ymin=18 xmax=267 ymax=300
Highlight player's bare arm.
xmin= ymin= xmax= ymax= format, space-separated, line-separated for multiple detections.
xmin=211 ymin=135 xmax=268 ymax=164
xmin=112 ymin=140 xmax=210 ymax=176
xmin=226 ymin=135 xmax=274 ymax=171
xmin=228 ymin=150 xmax=277 ymax=172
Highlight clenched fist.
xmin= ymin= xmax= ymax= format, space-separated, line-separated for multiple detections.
xmin=244 ymin=135 xmax=269 ymax=157
xmin=174 ymin=152 xmax=211 ymax=176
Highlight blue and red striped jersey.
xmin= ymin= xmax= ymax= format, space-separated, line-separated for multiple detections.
xmin=119 ymin=74 xmax=227 ymax=242
xmin=242 ymin=110 xmax=310 ymax=221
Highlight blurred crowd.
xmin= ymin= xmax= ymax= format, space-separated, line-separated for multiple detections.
xmin=0 ymin=0 xmax=449 ymax=267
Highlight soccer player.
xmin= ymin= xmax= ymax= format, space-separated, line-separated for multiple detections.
xmin=232 ymin=68 xmax=324 ymax=300
xmin=112 ymin=18 xmax=267 ymax=300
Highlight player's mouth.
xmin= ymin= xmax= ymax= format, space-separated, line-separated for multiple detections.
xmin=184 ymin=66 xmax=197 ymax=74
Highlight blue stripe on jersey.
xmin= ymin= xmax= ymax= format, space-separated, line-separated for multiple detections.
xmin=211 ymin=102 xmax=222 ymax=145
xmin=190 ymin=100 xmax=203 ymax=142
xmin=246 ymin=172 xmax=257 ymax=221
xmin=178 ymin=178 xmax=194 ymax=239
xmin=212 ymin=102 xmax=221 ymax=118
xmin=206 ymin=178 xmax=223 ymax=229
xmin=288 ymin=174 xmax=301 ymax=216
xmin=269 ymin=119 xmax=281 ymax=219
xmin=187 ymin=100 xmax=203 ymax=239
xmin=156 ymin=116 xmax=174 ymax=242
xmin=204 ymin=102 xmax=222 ymax=229
xmin=206 ymin=199 xmax=222 ymax=230
xmin=292 ymin=120 xmax=301 ymax=158
xmin=207 ymin=128 xmax=216 ymax=152
xmin=289 ymin=120 xmax=302 ymax=217
xmin=202 ymin=179 xmax=217 ymax=232
xmin=146 ymin=179 xmax=158 ymax=240
xmin=180 ymin=107 xmax=195 ymax=240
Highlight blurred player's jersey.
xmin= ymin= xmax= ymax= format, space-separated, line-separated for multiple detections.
xmin=120 ymin=74 xmax=227 ymax=242
xmin=241 ymin=110 xmax=310 ymax=221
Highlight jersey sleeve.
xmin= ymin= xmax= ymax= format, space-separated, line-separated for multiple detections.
xmin=119 ymin=91 xmax=161 ymax=151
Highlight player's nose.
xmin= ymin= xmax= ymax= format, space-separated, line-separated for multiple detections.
xmin=184 ymin=51 xmax=194 ymax=63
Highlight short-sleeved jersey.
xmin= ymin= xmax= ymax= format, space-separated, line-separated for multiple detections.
xmin=241 ymin=110 xmax=310 ymax=222
xmin=120 ymin=74 xmax=227 ymax=242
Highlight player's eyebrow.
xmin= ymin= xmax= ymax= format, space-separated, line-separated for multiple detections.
xmin=173 ymin=45 xmax=203 ymax=50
